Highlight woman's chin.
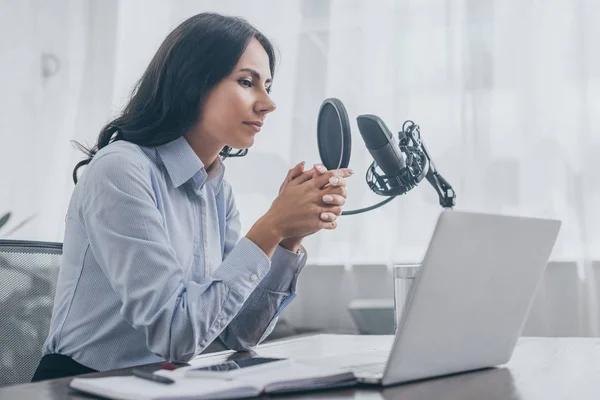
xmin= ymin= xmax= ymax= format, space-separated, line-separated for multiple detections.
xmin=232 ymin=138 xmax=255 ymax=149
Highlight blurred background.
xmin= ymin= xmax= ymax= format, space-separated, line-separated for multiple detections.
xmin=1 ymin=0 xmax=600 ymax=346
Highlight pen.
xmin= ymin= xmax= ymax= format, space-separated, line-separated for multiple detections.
xmin=132 ymin=369 xmax=175 ymax=385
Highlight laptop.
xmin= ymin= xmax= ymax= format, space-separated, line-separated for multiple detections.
xmin=348 ymin=210 xmax=561 ymax=386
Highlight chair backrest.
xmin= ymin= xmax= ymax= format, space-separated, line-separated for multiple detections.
xmin=0 ymin=240 xmax=62 ymax=387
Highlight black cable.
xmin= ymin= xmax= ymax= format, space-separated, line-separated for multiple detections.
xmin=341 ymin=195 xmax=396 ymax=216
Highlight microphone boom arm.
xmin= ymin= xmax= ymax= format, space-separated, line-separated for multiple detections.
xmin=422 ymin=142 xmax=456 ymax=208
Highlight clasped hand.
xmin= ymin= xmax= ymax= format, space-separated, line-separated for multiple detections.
xmin=268 ymin=161 xmax=352 ymax=240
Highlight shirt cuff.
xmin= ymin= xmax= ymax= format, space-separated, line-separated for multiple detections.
xmin=213 ymin=237 xmax=272 ymax=297
xmin=258 ymin=244 xmax=307 ymax=292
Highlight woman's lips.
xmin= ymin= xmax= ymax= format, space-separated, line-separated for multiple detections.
xmin=243 ymin=122 xmax=262 ymax=132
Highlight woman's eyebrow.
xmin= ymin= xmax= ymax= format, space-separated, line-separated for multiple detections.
xmin=238 ymin=68 xmax=272 ymax=84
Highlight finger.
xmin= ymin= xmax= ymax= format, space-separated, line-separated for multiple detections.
xmin=290 ymin=169 xmax=315 ymax=185
xmin=321 ymin=220 xmax=338 ymax=230
xmin=333 ymin=168 xmax=354 ymax=178
xmin=289 ymin=161 xmax=306 ymax=180
xmin=318 ymin=168 xmax=353 ymax=189
xmin=321 ymin=205 xmax=342 ymax=216
xmin=280 ymin=162 xmax=305 ymax=193
xmin=320 ymin=212 xmax=338 ymax=222
xmin=312 ymin=170 xmax=344 ymax=189
xmin=282 ymin=162 xmax=303 ymax=186
xmin=321 ymin=168 xmax=353 ymax=179
xmin=323 ymin=186 xmax=347 ymax=199
xmin=313 ymin=163 xmax=328 ymax=175
xmin=322 ymin=194 xmax=346 ymax=206
xmin=320 ymin=174 xmax=346 ymax=189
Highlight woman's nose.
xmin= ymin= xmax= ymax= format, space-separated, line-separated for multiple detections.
xmin=258 ymin=93 xmax=276 ymax=114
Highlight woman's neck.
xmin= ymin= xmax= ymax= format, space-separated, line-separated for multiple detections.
xmin=183 ymin=132 xmax=221 ymax=170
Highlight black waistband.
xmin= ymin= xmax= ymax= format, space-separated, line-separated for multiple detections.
xmin=32 ymin=354 xmax=97 ymax=382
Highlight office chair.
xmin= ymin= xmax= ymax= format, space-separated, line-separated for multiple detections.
xmin=0 ymin=240 xmax=62 ymax=387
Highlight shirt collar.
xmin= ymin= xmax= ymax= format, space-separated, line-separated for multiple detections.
xmin=156 ymin=136 xmax=226 ymax=194
xmin=204 ymin=157 xmax=226 ymax=194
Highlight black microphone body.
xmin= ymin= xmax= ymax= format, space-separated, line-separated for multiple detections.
xmin=356 ymin=114 xmax=426 ymax=196
xmin=356 ymin=115 xmax=406 ymax=180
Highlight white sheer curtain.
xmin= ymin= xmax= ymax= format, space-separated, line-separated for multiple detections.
xmin=297 ymin=0 xmax=600 ymax=335
xmin=0 ymin=0 xmax=304 ymax=241
xmin=289 ymin=0 xmax=600 ymax=335
xmin=298 ymin=0 xmax=600 ymax=268
xmin=1 ymin=0 xmax=599 ymax=332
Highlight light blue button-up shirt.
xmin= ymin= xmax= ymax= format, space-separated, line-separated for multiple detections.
xmin=43 ymin=136 xmax=306 ymax=371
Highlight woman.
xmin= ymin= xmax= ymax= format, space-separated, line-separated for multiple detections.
xmin=32 ymin=12 xmax=351 ymax=381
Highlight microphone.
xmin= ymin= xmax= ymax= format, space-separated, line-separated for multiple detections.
xmin=356 ymin=115 xmax=406 ymax=182
xmin=316 ymin=97 xmax=456 ymax=215
xmin=356 ymin=115 xmax=429 ymax=197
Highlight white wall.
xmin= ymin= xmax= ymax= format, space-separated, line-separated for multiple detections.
xmin=281 ymin=261 xmax=600 ymax=337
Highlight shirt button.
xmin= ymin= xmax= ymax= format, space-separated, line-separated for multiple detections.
xmin=250 ymin=273 xmax=258 ymax=282
xmin=219 ymin=318 xmax=226 ymax=327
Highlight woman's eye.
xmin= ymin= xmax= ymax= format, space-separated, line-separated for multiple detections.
xmin=239 ymin=79 xmax=252 ymax=88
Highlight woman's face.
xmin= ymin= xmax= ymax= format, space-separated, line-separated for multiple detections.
xmin=196 ymin=37 xmax=276 ymax=151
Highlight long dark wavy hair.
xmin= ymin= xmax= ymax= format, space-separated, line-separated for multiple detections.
xmin=72 ymin=12 xmax=276 ymax=183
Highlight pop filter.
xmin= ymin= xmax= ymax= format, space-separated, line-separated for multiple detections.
xmin=317 ymin=98 xmax=351 ymax=170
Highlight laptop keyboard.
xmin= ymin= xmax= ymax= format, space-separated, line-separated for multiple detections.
xmin=296 ymin=350 xmax=388 ymax=377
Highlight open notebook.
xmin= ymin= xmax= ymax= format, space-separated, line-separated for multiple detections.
xmin=69 ymin=360 xmax=357 ymax=400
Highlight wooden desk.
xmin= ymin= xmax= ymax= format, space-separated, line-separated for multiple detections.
xmin=2 ymin=334 xmax=600 ymax=399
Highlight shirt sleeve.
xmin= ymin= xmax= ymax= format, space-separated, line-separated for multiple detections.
xmin=78 ymin=152 xmax=274 ymax=362
xmin=218 ymin=183 xmax=307 ymax=351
